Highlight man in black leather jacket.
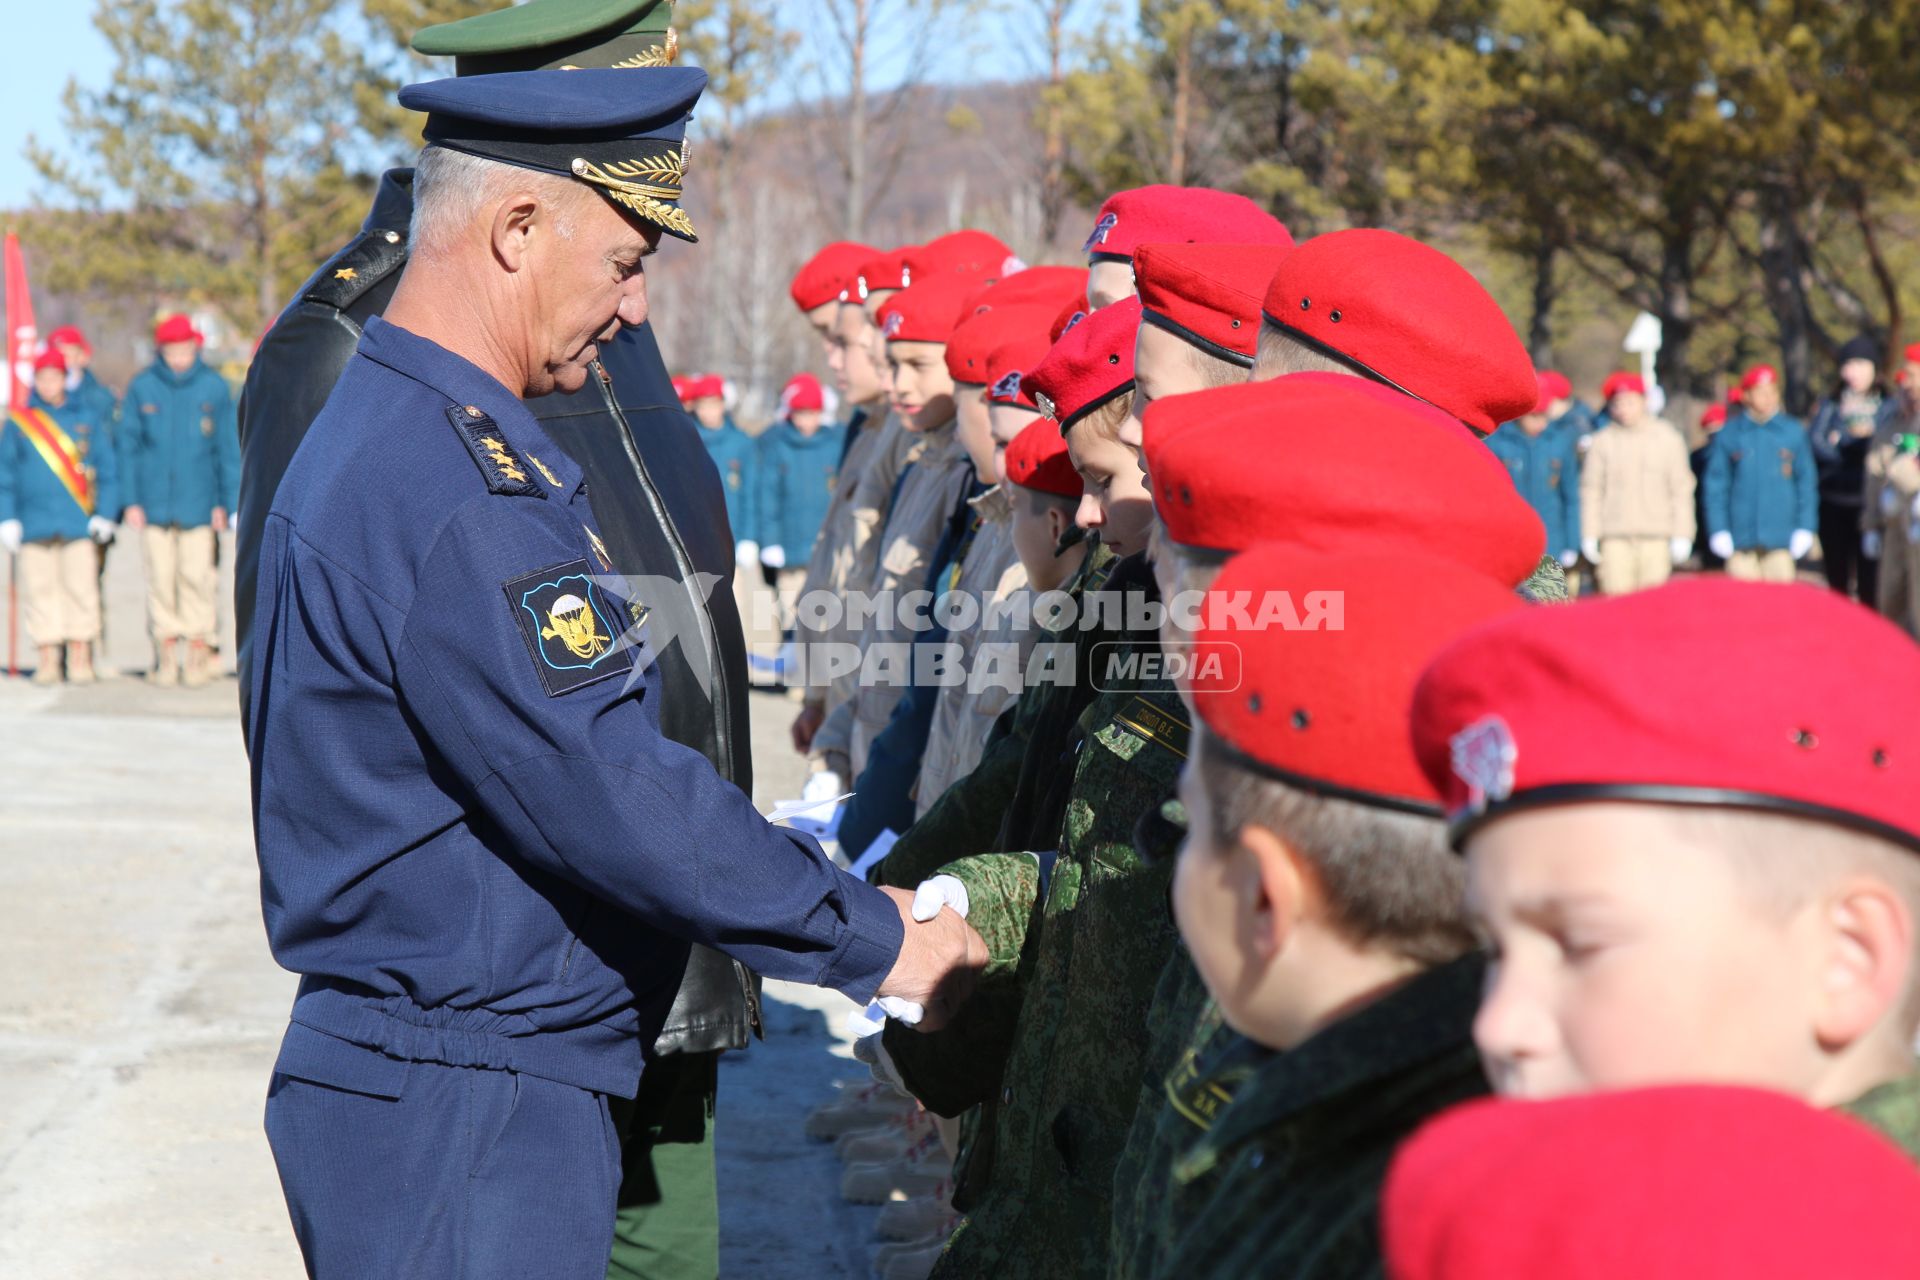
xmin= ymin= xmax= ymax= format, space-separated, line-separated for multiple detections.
xmin=234 ymin=6 xmax=761 ymax=1276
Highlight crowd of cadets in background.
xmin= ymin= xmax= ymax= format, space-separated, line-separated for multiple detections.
xmin=0 ymin=314 xmax=237 ymax=688
xmin=762 ymin=187 xmax=1920 ymax=1280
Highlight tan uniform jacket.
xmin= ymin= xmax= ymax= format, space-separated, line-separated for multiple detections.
xmin=1580 ymin=418 xmax=1696 ymax=543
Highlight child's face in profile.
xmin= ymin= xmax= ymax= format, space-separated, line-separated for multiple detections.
xmin=1067 ymin=425 xmax=1154 ymax=557
xmin=1466 ymin=802 xmax=1829 ymax=1102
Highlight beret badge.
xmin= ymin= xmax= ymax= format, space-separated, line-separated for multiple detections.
xmin=1451 ymin=715 xmax=1517 ymax=815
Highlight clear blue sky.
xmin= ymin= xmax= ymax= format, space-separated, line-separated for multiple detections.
xmin=2 ymin=2 xmax=1114 ymax=210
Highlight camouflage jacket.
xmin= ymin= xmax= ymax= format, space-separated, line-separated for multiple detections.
xmin=1841 ymin=1071 xmax=1920 ymax=1162
xmin=1150 ymin=955 xmax=1489 ymax=1280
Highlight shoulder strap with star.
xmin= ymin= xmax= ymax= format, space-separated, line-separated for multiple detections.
xmin=303 ymin=227 xmax=410 ymax=313
xmin=445 ymin=403 xmax=547 ymax=498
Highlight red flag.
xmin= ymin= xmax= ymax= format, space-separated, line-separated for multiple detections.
xmin=4 ymin=232 xmax=37 ymax=414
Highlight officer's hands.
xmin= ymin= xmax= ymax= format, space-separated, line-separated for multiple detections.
xmin=122 ymin=505 xmax=146 ymax=531
xmin=876 ymin=885 xmax=987 ymax=1032
xmin=1581 ymin=538 xmax=1601 ymax=565
xmin=0 ymin=519 xmax=20 ymax=555
xmin=735 ymin=539 xmax=759 ymax=568
xmin=1709 ymin=531 xmax=1735 ymax=560
xmin=791 ymin=703 xmax=826 ymax=753
xmin=1788 ymin=528 xmax=1814 ymax=560
xmin=87 ymin=516 xmax=117 ymax=545
xmin=1864 ymin=530 xmax=1883 ymax=560
xmin=1669 ymin=537 xmax=1691 ymax=566
xmin=211 ymin=507 xmax=228 ymax=533
xmin=912 ymin=875 xmax=970 ymax=922
xmin=761 ymin=544 xmax=787 ymax=570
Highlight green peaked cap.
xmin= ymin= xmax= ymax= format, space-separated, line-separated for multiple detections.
xmin=412 ymin=0 xmax=677 ymax=76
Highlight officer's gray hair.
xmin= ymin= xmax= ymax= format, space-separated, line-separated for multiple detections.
xmin=1194 ymin=725 xmax=1473 ymax=966
xmin=410 ymin=145 xmax=586 ymax=258
xmin=1251 ymin=323 xmax=1355 ymax=382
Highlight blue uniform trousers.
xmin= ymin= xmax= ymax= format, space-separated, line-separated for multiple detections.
xmin=266 ymin=1024 xmax=621 ymax=1280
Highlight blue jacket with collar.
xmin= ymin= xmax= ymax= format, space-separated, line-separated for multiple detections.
xmin=754 ymin=417 xmax=846 ymax=560
xmin=245 ymin=318 xmax=903 ymax=1099
xmin=122 ymin=355 xmax=238 ymax=527
xmin=1486 ymin=421 xmax=1581 ymax=559
xmin=0 ymin=391 xmax=120 ymax=541
xmin=697 ymin=416 xmax=758 ymax=540
xmin=1702 ymin=410 xmax=1818 ymax=551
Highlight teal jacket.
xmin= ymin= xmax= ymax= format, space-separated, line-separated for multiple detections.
xmin=753 ymin=417 xmax=846 ymax=560
xmin=696 ymin=416 xmax=757 ymax=541
xmin=1487 ymin=422 xmax=1581 ymax=560
xmin=1702 ymin=411 xmax=1817 ymax=551
xmin=1 ymin=391 xmax=121 ymax=542
xmin=122 ymin=356 xmax=238 ymax=528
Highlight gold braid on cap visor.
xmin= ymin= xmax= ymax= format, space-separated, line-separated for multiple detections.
xmin=570 ymin=140 xmax=695 ymax=240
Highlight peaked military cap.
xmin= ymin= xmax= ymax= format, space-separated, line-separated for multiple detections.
xmin=412 ymin=0 xmax=678 ymax=76
xmin=399 ymin=66 xmax=707 ymax=242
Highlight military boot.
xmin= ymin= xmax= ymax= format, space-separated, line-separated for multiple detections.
xmin=153 ymin=639 xmax=179 ymax=686
xmin=842 ymin=1130 xmax=953 ymax=1204
xmin=32 ymin=645 xmax=63 ymax=685
xmin=874 ymin=1184 xmax=953 ymax=1242
xmin=805 ymin=1081 xmax=915 ymax=1141
xmin=184 ymin=639 xmax=213 ymax=687
xmin=65 ymin=642 xmax=95 ymax=685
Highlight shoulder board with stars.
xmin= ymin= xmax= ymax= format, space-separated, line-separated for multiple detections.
xmin=445 ymin=403 xmax=547 ymax=497
xmin=302 ymin=226 xmax=408 ymax=312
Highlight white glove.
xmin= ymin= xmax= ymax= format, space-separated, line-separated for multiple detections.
xmin=802 ymin=769 xmax=844 ymax=804
xmin=1788 ymin=529 xmax=1814 ymax=560
xmin=88 ymin=516 xmax=117 ymax=544
xmin=734 ymin=539 xmax=759 ymax=568
xmin=911 ymin=874 xmax=970 ymax=922
xmin=1669 ymin=537 xmax=1691 ymax=566
xmin=1864 ymin=530 xmax=1883 ymax=560
xmin=760 ymin=543 xmax=787 ymax=569
xmin=1709 ymin=532 xmax=1735 ymax=560
xmin=853 ymin=1031 xmax=911 ymax=1097
xmin=0 ymin=519 xmax=20 ymax=554
xmin=1557 ymin=549 xmax=1577 ymax=569
xmin=1581 ymin=538 xmax=1601 ymax=565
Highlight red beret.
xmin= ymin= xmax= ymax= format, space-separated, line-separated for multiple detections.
xmin=670 ymin=375 xmax=690 ymax=401
xmin=1135 ymin=242 xmax=1294 ymax=367
xmin=1600 ymin=371 xmax=1646 ymax=400
xmin=1384 ymin=1086 xmax=1920 ymax=1280
xmin=791 ymin=241 xmax=878 ymax=313
xmin=986 ymin=330 xmax=1053 ymax=408
xmin=1143 ymin=374 xmax=1543 ymax=586
xmin=945 ymin=304 xmax=1054 ymax=385
xmin=32 ymin=347 xmax=66 ymax=374
xmin=683 ymin=374 xmax=725 ymax=402
xmin=1004 ymin=417 xmax=1081 ymax=499
xmin=1188 ymin=546 xmax=1525 ymax=811
xmin=910 ymin=229 xmax=1020 ymax=282
xmin=781 ymin=372 xmax=825 ymax=414
xmin=154 ymin=313 xmax=202 ymax=346
xmin=1412 ymin=577 xmax=1920 ymax=849
xmin=1049 ymin=295 xmax=1091 ymax=343
xmin=1260 ymin=230 xmax=1534 ymax=435
xmin=1700 ymin=402 xmax=1727 ymax=429
xmin=1536 ymin=369 xmax=1572 ymax=402
xmin=878 ymin=272 xmax=992 ymax=346
xmin=962 ymin=266 xmax=1087 ymax=317
xmin=1741 ymin=362 xmax=1780 ymax=392
xmin=46 ymin=325 xmax=90 ymax=355
xmin=1082 ymin=185 xmax=1294 ymax=263
xmin=1023 ymin=296 xmax=1140 ymax=433
xmin=853 ymin=247 xmax=915 ymax=301
xmin=1906 ymin=343 xmax=1920 ymax=365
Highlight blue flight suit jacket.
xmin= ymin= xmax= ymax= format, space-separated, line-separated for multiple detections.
xmin=1486 ymin=423 xmax=1580 ymax=559
xmin=0 ymin=392 xmax=120 ymax=542
xmin=754 ymin=417 xmax=846 ymax=561
xmin=122 ymin=356 xmax=239 ymax=527
xmin=1702 ymin=411 xmax=1818 ymax=552
xmin=697 ymin=417 xmax=757 ymax=541
xmin=245 ymin=318 xmax=903 ymax=1099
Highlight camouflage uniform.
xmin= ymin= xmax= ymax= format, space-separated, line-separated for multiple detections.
xmin=1841 ymin=1072 xmax=1920 ymax=1162
xmin=1148 ymin=955 xmax=1488 ymax=1280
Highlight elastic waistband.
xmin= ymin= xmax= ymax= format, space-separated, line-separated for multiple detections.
xmin=290 ymin=985 xmax=642 ymax=1099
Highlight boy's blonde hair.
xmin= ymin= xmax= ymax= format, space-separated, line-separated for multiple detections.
xmin=1074 ymin=387 xmax=1137 ymax=445
xmin=1252 ymin=323 xmax=1355 ymax=381
xmin=1194 ymin=726 xmax=1472 ymax=966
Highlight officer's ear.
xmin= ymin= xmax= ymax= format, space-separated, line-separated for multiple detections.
xmin=489 ymin=190 xmax=544 ymax=274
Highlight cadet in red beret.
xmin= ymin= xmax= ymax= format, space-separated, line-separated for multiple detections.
xmin=1253 ymin=229 xmax=1535 ymax=436
xmin=790 ymin=240 xmax=878 ymax=340
xmin=947 ymin=303 xmax=1056 ymax=486
xmin=1383 ymin=1085 xmax=1920 ymax=1280
xmin=1021 ymin=297 xmax=1152 ymax=556
xmin=1411 ymin=577 xmax=1920 ymax=1155
xmin=1120 ymin=241 xmax=1292 ymax=449
xmin=1579 ymin=368 xmax=1694 ymax=594
xmin=1157 ymin=544 xmax=1524 ymax=1280
xmin=1003 ymin=416 xmax=1086 ymax=595
xmin=1082 ymin=184 xmax=1295 ymax=309
xmin=1702 ymin=363 xmax=1818 ymax=582
xmin=983 ymin=329 xmax=1052 ymax=488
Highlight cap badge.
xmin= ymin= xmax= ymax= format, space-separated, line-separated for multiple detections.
xmin=883 ymin=312 xmax=905 ymax=338
xmin=991 ymin=370 xmax=1023 ymax=400
xmin=1450 ymin=714 xmax=1517 ymax=815
xmin=1059 ymin=309 xmax=1087 ymax=335
xmin=1034 ymin=391 xmax=1059 ymax=420
xmin=569 ymin=148 xmax=694 ymax=240
xmin=1082 ymin=212 xmax=1118 ymax=253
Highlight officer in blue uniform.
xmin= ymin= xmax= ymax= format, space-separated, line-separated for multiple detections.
xmin=1487 ymin=377 xmax=1581 ymax=571
xmin=246 ymin=67 xmax=982 ymax=1279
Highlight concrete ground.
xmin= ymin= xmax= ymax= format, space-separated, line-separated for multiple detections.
xmin=0 ymin=553 xmax=878 ymax=1278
